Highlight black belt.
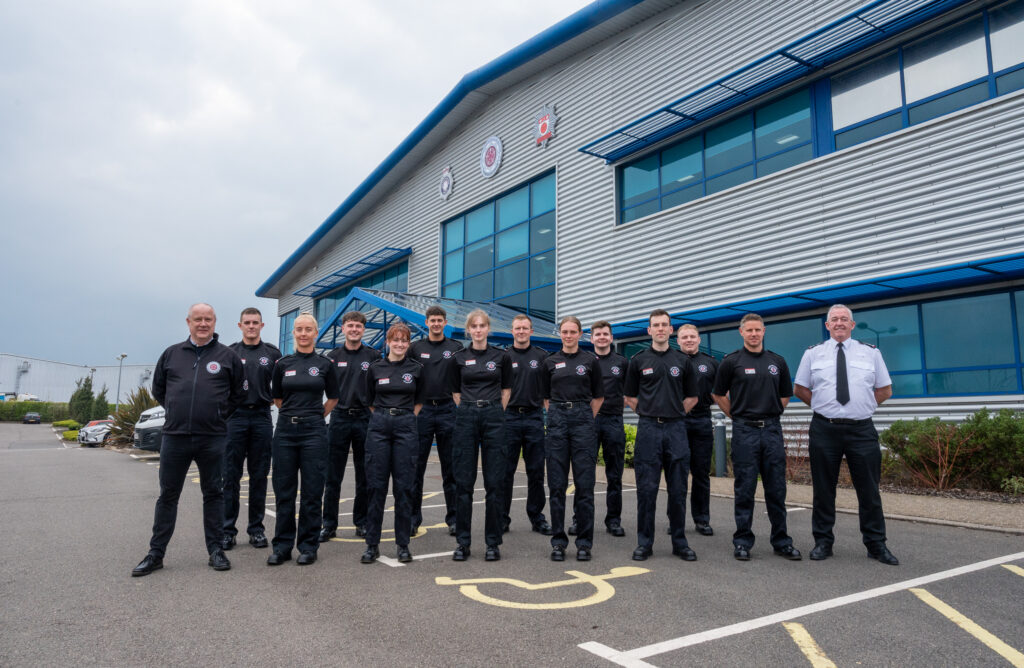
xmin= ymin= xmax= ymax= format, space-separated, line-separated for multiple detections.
xmin=737 ymin=416 xmax=779 ymax=428
xmin=813 ymin=412 xmax=872 ymax=425
xmin=460 ymin=399 xmax=495 ymax=407
xmin=508 ymin=405 xmax=541 ymax=414
xmin=553 ymin=401 xmax=586 ymax=409
xmin=286 ymin=415 xmax=323 ymax=424
xmin=335 ymin=408 xmax=369 ymax=416
xmin=378 ymin=407 xmax=411 ymax=416
xmin=641 ymin=416 xmax=683 ymax=424
xmin=425 ymin=398 xmax=453 ymax=406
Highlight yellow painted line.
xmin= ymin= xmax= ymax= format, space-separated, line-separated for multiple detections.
xmin=566 ymin=484 xmax=575 ymax=496
xmin=782 ymin=623 xmax=836 ymax=668
xmin=1003 ymin=564 xmax=1024 ymax=578
xmin=910 ymin=588 xmax=1024 ymax=667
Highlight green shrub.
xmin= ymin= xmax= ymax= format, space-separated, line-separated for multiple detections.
xmin=958 ymin=409 xmax=1024 ymax=490
xmin=53 ymin=419 xmax=82 ymax=429
xmin=0 ymin=401 xmax=70 ymax=422
xmin=108 ymin=386 xmax=158 ymax=445
xmin=881 ymin=417 xmax=982 ymax=491
xmin=92 ymin=387 xmax=111 ymax=420
xmin=68 ymin=377 xmax=95 ymax=425
xmin=1001 ymin=476 xmax=1024 ymax=495
xmin=62 ymin=430 xmax=79 ymax=441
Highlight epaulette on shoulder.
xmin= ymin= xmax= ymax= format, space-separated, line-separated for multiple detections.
xmin=860 ymin=341 xmax=877 ymax=348
xmin=807 ymin=341 xmax=824 ymax=350
xmin=722 ymin=350 xmax=740 ymax=360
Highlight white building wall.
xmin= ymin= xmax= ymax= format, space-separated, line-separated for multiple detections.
xmin=0 ymin=354 xmax=155 ymax=405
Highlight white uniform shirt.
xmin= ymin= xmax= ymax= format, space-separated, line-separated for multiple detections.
xmin=794 ymin=337 xmax=892 ymax=420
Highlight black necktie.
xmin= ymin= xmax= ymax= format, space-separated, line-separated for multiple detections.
xmin=836 ymin=342 xmax=850 ymax=405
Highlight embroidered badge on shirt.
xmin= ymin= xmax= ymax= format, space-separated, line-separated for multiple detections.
xmin=285 ymin=370 xmax=297 ymax=377
xmin=338 ymin=361 xmax=348 ymax=367
xmin=486 ymin=361 xmax=497 ymax=371
xmin=642 ymin=368 xmax=654 ymax=376
xmin=402 ymin=373 xmax=413 ymax=384
xmin=206 ymin=361 xmax=221 ymax=374
xmin=669 ymin=366 xmax=680 ymax=377
xmin=768 ymin=365 xmax=779 ymax=376
xmin=308 ymin=367 xmax=319 ymax=376
xmin=744 ymin=368 xmax=756 ymax=375
xmin=555 ymin=362 xmax=566 ymax=369
xmin=378 ymin=378 xmax=390 ymax=385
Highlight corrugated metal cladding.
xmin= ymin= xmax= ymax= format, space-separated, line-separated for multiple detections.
xmin=275 ymin=0 xmax=872 ymax=317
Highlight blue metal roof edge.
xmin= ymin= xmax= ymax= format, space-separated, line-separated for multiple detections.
xmin=257 ymin=0 xmax=645 ymax=298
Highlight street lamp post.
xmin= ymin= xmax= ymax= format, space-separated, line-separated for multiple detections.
xmin=115 ymin=354 xmax=127 ymax=413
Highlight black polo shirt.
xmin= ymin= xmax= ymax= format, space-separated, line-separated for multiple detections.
xmin=328 ymin=343 xmax=382 ymax=410
xmin=271 ymin=352 xmax=341 ymax=418
xmin=453 ymin=345 xmax=512 ymax=403
xmin=507 ymin=344 xmax=548 ymax=408
xmin=229 ymin=340 xmax=281 ymax=407
xmin=596 ymin=351 xmax=627 ymax=416
xmin=623 ymin=346 xmax=698 ymax=419
xmin=366 ymin=356 xmax=426 ymax=410
xmin=542 ymin=349 xmax=604 ymax=403
xmin=684 ymin=350 xmax=719 ymax=418
xmin=409 ymin=337 xmax=463 ymax=401
xmin=712 ymin=347 xmax=792 ymax=420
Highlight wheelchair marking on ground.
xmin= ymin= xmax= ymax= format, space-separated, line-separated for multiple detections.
xmin=782 ymin=622 xmax=836 ymax=668
xmin=910 ymin=588 xmax=1024 ymax=666
xmin=435 ymin=567 xmax=650 ymax=609
xmin=579 ymin=551 xmax=1024 ymax=667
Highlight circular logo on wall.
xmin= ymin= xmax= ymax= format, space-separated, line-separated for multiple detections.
xmin=486 ymin=361 xmax=497 ymax=371
xmin=611 ymin=366 xmax=621 ymax=376
xmin=402 ymin=373 xmax=413 ymax=384
xmin=308 ymin=367 xmax=320 ymax=376
xmin=439 ymin=166 xmax=454 ymax=201
xmin=443 ymin=350 xmax=453 ymax=359
xmin=575 ymin=365 xmax=587 ymax=376
xmin=670 ymin=366 xmax=680 ymax=377
xmin=206 ymin=361 xmax=221 ymax=374
xmin=529 ymin=359 xmax=539 ymax=368
xmin=768 ymin=364 xmax=779 ymax=376
xmin=259 ymin=356 xmax=270 ymax=366
xmin=698 ymin=364 xmax=709 ymax=374
xmin=533 ymin=104 xmax=558 ymax=148
xmin=479 ymin=136 xmax=503 ymax=178
xmin=361 ymin=361 xmax=370 ymax=371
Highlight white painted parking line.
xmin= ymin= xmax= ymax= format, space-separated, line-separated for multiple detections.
xmin=579 ymin=551 xmax=1024 ymax=667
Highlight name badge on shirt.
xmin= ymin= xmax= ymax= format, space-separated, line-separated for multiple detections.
xmin=744 ymin=368 xmax=756 ymax=375
xmin=465 ymin=359 xmax=476 ymax=366
xmin=642 ymin=367 xmax=654 ymax=376
xmin=284 ymin=370 xmax=297 ymax=377
xmin=554 ymin=362 xmax=566 ymax=369
xmin=378 ymin=378 xmax=390 ymax=385
xmin=338 ymin=361 xmax=348 ymax=367
xmin=512 ymin=362 xmax=519 ymax=368
xmin=420 ymin=353 xmax=430 ymax=359
xmin=241 ymin=359 xmax=246 ymax=364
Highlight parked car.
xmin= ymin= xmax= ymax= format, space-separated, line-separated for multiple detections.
xmin=78 ymin=420 xmax=113 ymax=447
xmin=22 ymin=412 xmax=41 ymax=424
xmin=133 ymin=406 xmax=165 ymax=452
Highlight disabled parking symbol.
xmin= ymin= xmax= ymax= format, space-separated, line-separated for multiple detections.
xmin=435 ymin=566 xmax=650 ymax=609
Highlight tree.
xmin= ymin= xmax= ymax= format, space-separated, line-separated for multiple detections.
xmin=68 ymin=376 xmax=95 ymax=425
xmin=92 ymin=386 xmax=110 ymax=420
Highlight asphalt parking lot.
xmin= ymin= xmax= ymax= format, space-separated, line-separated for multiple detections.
xmin=1 ymin=422 xmax=1021 ymax=666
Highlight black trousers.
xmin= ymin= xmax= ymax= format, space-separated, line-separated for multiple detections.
xmin=809 ymin=415 xmax=887 ymax=548
xmin=731 ymin=420 xmax=792 ymax=550
xmin=149 ymin=433 xmax=225 ymax=558
xmin=323 ymin=410 xmax=370 ymax=532
xmin=546 ymin=403 xmax=597 ymax=549
xmin=271 ymin=419 xmax=327 ymax=555
xmin=596 ymin=413 xmax=626 ymax=526
xmin=502 ymin=407 xmax=547 ymax=528
xmin=635 ymin=417 xmax=690 ymax=551
xmin=414 ymin=402 xmax=457 ymax=528
xmin=452 ymin=404 xmax=506 ymax=548
xmin=364 ymin=410 xmax=418 ymax=547
xmin=223 ymin=406 xmax=272 ymax=537
xmin=685 ymin=415 xmax=714 ymax=526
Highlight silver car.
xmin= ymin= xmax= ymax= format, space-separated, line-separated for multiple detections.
xmin=78 ymin=420 xmax=113 ymax=447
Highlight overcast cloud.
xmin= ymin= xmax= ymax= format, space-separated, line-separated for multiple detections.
xmin=0 ymin=0 xmax=591 ymax=367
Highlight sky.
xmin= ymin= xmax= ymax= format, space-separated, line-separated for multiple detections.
xmin=0 ymin=0 xmax=593 ymax=368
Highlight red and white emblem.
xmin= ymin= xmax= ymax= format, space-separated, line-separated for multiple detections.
xmin=308 ymin=367 xmax=320 ymax=376
xmin=479 ymin=136 xmax=503 ymax=178
xmin=206 ymin=361 xmax=221 ymax=374
xmin=402 ymin=373 xmax=414 ymax=384
xmin=533 ymin=104 xmax=558 ymax=148
xmin=575 ymin=365 xmax=587 ymax=376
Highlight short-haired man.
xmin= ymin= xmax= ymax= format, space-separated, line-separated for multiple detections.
xmin=677 ymin=324 xmax=718 ymax=536
xmin=711 ymin=313 xmax=801 ymax=562
xmin=794 ymin=304 xmax=898 ymax=565
xmin=502 ymin=314 xmax=552 ymax=535
xmin=222 ymin=307 xmax=281 ymax=551
xmin=320 ymin=311 xmax=382 ymax=542
xmin=624 ymin=310 xmax=699 ymax=561
xmin=409 ymin=305 xmax=463 ymax=535
xmin=132 ymin=303 xmax=245 ymax=576
xmin=591 ymin=320 xmax=629 ymax=538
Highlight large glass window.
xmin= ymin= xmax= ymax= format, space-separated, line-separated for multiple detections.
xmin=903 ymin=16 xmax=987 ymax=103
xmin=922 ymin=293 xmax=1015 ymax=368
xmin=279 ymin=310 xmax=298 ymax=356
xmin=441 ymin=172 xmax=556 ymax=321
xmin=830 ymin=51 xmax=902 ymax=130
xmin=991 ymin=0 xmax=1024 ymax=71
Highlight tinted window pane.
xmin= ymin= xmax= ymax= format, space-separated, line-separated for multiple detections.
xmin=756 ymin=89 xmax=811 ymax=157
xmin=855 ymin=305 xmax=921 ymax=372
xmin=927 ymin=369 xmax=1018 ymax=394
xmin=660 ymin=136 xmax=703 ymax=190
xmin=444 ymin=217 xmax=464 ymax=252
xmin=830 ymin=51 xmax=901 ymax=129
xmin=756 ymin=143 xmax=814 ymax=177
xmin=530 ymin=211 xmax=556 ymax=252
xmin=529 ymin=285 xmax=556 ymax=321
xmin=444 ymin=250 xmax=463 ymax=284
xmin=531 ymin=173 xmax=556 ymax=215
xmin=908 ymin=82 xmax=988 ymax=125
xmin=464 ymin=274 xmax=492 ymax=301
xmin=705 ymin=115 xmax=753 ymax=175
xmin=621 ymin=199 xmax=660 ymax=223
xmin=443 ymin=282 xmax=463 ymax=299
xmin=464 ymin=238 xmax=493 ymax=276
xmin=990 ymin=0 xmax=1024 ymax=71
xmin=495 ymin=260 xmax=528 ymax=297
xmin=396 ymin=263 xmax=409 ymax=291
xmin=706 ymin=330 xmax=737 ymax=359
xmin=1017 ymin=291 xmax=1024 ymax=354
xmin=706 ymin=165 xmax=754 ymax=195
xmin=904 ymin=16 xmax=987 ymax=103
xmin=834 ymin=113 xmax=904 ymax=150
xmin=497 ymin=291 xmax=528 ymax=313
xmin=997 ymin=67 xmax=1024 ymax=94
xmin=891 ymin=373 xmax=925 ymax=396
xmin=922 ymin=293 xmax=1014 ymax=367
xmin=530 ymin=249 xmax=555 ymax=288
xmin=764 ymin=318 xmax=823 ymax=374
xmin=661 ymin=183 xmax=703 ymax=209
xmin=621 ymin=154 xmax=659 ymax=207
xmin=465 ymin=203 xmax=494 ymax=243
xmin=496 ymin=224 xmax=528 ymax=264
xmin=497 ymin=186 xmax=529 ymax=230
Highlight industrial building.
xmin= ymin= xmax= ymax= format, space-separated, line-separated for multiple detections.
xmin=256 ymin=0 xmax=1024 ymax=425
xmin=0 ymin=353 xmax=155 ymax=405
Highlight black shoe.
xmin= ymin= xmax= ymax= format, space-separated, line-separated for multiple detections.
xmin=532 ymin=521 xmax=554 ymax=536
xmin=452 ymin=545 xmax=470 ymax=561
xmin=632 ymin=546 xmax=652 ymax=561
xmin=131 ymin=554 xmax=163 ymax=577
xmin=695 ymin=523 xmax=714 ymax=536
xmin=249 ymin=532 xmax=269 ymax=548
xmin=734 ymin=546 xmax=751 ymax=561
xmin=810 ymin=543 xmax=833 ymax=561
xmin=485 ymin=546 xmax=501 ymax=561
xmin=411 ymin=523 xmax=421 ymax=535
xmin=360 ymin=545 xmax=379 ymax=564
xmin=606 ymin=522 xmax=625 ymax=537
xmin=397 ymin=545 xmax=412 ymax=563
xmin=576 ymin=548 xmax=592 ymax=561
xmin=550 ymin=546 xmax=566 ymax=562
xmin=296 ymin=551 xmax=317 ymax=566
xmin=318 ymin=528 xmax=336 ymax=543
xmin=220 ymin=535 xmax=236 ymax=551
xmin=868 ymin=546 xmax=899 ymax=566
xmin=266 ymin=551 xmax=291 ymax=566
xmin=673 ymin=546 xmax=697 ymax=561
xmin=774 ymin=545 xmax=802 ymax=561
xmin=355 ymin=525 xmax=367 ymax=538
xmin=501 ymin=523 xmax=510 ymax=534
xmin=567 ymin=522 xmax=578 ymax=536
xmin=448 ymin=524 xmax=457 ymax=536
xmin=208 ymin=550 xmax=231 ymax=571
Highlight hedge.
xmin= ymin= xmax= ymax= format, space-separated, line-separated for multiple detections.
xmin=0 ymin=402 xmax=70 ymax=422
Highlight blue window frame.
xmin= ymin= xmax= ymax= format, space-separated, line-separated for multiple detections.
xmin=314 ymin=261 xmax=408 ymax=328
xmin=279 ymin=309 xmax=298 ymax=356
xmin=617 ymin=0 xmax=1024 ymax=225
xmin=441 ymin=172 xmax=556 ymax=321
